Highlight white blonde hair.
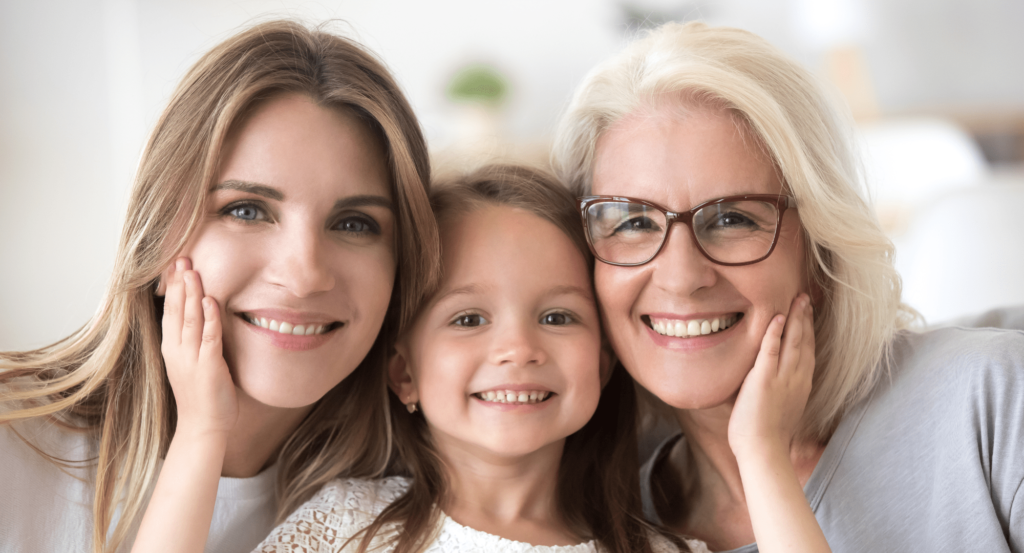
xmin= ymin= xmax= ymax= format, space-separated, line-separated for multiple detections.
xmin=553 ymin=21 xmax=915 ymax=441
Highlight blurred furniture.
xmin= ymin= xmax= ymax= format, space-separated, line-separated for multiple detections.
xmin=893 ymin=179 xmax=1024 ymax=324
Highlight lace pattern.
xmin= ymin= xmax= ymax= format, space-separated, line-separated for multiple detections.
xmin=254 ymin=477 xmax=708 ymax=553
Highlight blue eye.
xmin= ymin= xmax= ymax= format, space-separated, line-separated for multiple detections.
xmin=452 ymin=314 xmax=487 ymax=327
xmin=540 ymin=312 xmax=574 ymax=325
xmin=223 ymin=202 xmax=266 ymax=222
xmin=334 ymin=215 xmax=381 ymax=235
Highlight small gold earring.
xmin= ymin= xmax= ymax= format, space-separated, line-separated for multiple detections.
xmin=406 ymin=401 xmax=417 ymax=414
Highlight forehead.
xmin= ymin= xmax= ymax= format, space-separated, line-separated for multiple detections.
xmin=436 ymin=205 xmax=592 ymax=298
xmin=218 ymin=94 xmax=391 ymax=200
xmin=591 ymin=102 xmax=781 ymax=210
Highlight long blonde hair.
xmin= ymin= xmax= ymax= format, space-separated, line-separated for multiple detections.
xmin=552 ymin=21 xmax=915 ymax=442
xmin=0 ymin=20 xmax=439 ymax=553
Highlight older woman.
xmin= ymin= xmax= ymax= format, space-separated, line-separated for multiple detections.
xmin=553 ymin=22 xmax=1024 ymax=552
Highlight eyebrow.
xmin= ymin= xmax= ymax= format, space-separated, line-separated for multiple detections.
xmin=333 ymin=195 xmax=394 ymax=213
xmin=210 ymin=180 xmax=284 ymax=200
xmin=211 ymin=180 xmax=392 ymax=212
xmin=432 ymin=284 xmax=486 ymax=305
xmin=545 ymin=284 xmax=595 ymax=302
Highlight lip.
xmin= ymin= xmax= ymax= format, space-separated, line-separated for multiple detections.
xmin=236 ymin=308 xmax=343 ymax=326
xmin=642 ymin=311 xmax=743 ymax=351
xmin=235 ymin=312 xmax=341 ymax=351
xmin=473 ymin=383 xmax=554 ymax=394
xmin=472 ymin=393 xmax=556 ymax=412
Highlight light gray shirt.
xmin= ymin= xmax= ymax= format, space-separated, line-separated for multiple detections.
xmin=641 ymin=326 xmax=1024 ymax=552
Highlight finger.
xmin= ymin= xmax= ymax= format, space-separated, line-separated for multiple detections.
xmin=797 ymin=299 xmax=816 ymax=377
xmin=777 ymin=294 xmax=808 ymax=377
xmin=751 ymin=314 xmax=786 ymax=379
xmin=181 ymin=269 xmax=206 ymax=356
xmin=161 ymin=258 xmax=188 ymax=348
xmin=199 ymin=297 xmax=224 ymax=363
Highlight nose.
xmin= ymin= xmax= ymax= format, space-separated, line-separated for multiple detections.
xmin=488 ymin=319 xmax=547 ymax=368
xmin=267 ymin=223 xmax=335 ymax=297
xmin=650 ymin=223 xmax=718 ymax=295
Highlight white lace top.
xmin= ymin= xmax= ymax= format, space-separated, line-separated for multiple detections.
xmin=253 ymin=477 xmax=709 ymax=553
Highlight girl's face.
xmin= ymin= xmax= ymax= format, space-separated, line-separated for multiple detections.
xmin=176 ymin=93 xmax=396 ymax=409
xmin=590 ymin=104 xmax=808 ymax=410
xmin=391 ymin=205 xmax=603 ymax=461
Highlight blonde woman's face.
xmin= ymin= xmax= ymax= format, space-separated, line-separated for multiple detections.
xmin=590 ymin=104 xmax=808 ymax=411
xmin=176 ymin=93 xmax=396 ymax=408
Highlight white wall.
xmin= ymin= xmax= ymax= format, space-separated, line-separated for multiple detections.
xmin=2 ymin=0 xmax=1023 ymax=349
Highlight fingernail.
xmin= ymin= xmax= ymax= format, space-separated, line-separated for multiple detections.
xmin=176 ymin=258 xmax=185 ymax=271
xmin=776 ymin=315 xmax=786 ymax=324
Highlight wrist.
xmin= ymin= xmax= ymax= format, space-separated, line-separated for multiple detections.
xmin=173 ymin=420 xmax=231 ymax=446
xmin=731 ymin=436 xmax=791 ymax=468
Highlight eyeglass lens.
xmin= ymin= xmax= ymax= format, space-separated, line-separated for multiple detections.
xmin=585 ymin=200 xmax=781 ymax=265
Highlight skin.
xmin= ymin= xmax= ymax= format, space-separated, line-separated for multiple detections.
xmin=389 ymin=205 xmax=604 ymax=546
xmin=132 ymin=93 xmax=396 ymax=552
xmin=591 ymin=102 xmax=828 ymax=551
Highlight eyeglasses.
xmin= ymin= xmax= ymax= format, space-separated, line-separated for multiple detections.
xmin=578 ymin=194 xmax=797 ymax=267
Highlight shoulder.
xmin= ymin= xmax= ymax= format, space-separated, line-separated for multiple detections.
xmin=252 ymin=476 xmax=410 ymax=552
xmin=887 ymin=326 xmax=1024 ymax=393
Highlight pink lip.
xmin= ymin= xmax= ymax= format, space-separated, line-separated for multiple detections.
xmin=471 ymin=394 xmax=556 ymax=413
xmin=645 ymin=311 xmax=741 ymax=321
xmin=642 ymin=314 xmax=743 ymax=351
xmin=236 ymin=308 xmax=342 ymax=326
xmin=239 ymin=317 xmax=338 ymax=351
xmin=474 ymin=383 xmax=554 ymax=394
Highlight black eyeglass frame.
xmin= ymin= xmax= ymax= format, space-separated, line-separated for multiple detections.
xmin=578 ymin=194 xmax=798 ymax=267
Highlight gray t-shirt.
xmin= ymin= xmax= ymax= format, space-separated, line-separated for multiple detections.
xmin=641 ymin=326 xmax=1024 ymax=552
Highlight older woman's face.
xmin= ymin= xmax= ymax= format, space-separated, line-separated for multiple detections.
xmin=591 ymin=104 xmax=808 ymax=410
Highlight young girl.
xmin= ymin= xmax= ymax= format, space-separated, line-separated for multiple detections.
xmin=0 ymin=20 xmax=438 ymax=553
xmin=249 ymin=164 xmax=826 ymax=552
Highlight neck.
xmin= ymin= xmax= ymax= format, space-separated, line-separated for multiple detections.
xmin=434 ymin=435 xmax=580 ymax=546
xmin=667 ymin=400 xmax=826 ymax=550
xmin=220 ymin=389 xmax=313 ymax=478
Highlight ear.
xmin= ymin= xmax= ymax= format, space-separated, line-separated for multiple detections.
xmin=387 ymin=342 xmax=418 ymax=405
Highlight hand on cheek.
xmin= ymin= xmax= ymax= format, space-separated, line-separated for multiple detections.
xmin=161 ymin=257 xmax=239 ymax=438
xmin=727 ymin=293 xmax=815 ymax=460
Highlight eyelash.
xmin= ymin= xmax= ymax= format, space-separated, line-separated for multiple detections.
xmin=219 ymin=202 xmax=381 ymax=236
xmin=450 ymin=312 xmax=488 ymax=328
xmin=332 ymin=213 xmax=382 ymax=236
xmin=540 ymin=310 xmax=576 ymax=326
xmin=220 ymin=201 xmax=269 ymax=224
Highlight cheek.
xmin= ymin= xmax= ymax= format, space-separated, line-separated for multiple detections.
xmin=179 ymin=227 xmax=263 ymax=306
xmin=338 ymin=245 xmax=397 ymax=319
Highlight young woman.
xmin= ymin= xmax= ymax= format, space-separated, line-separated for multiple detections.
xmin=0 ymin=20 xmax=439 ymax=553
xmin=251 ymin=165 xmax=826 ymax=553
xmin=553 ymin=21 xmax=1024 ymax=552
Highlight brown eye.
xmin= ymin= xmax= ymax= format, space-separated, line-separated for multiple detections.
xmin=453 ymin=314 xmax=487 ymax=327
xmin=540 ymin=312 xmax=573 ymax=326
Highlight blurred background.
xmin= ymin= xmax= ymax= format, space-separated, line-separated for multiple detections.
xmin=2 ymin=0 xmax=1023 ymax=350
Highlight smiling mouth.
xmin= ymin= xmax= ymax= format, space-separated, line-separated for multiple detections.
xmin=239 ymin=313 xmax=343 ymax=336
xmin=473 ymin=390 xmax=555 ymax=405
xmin=642 ymin=313 xmax=743 ymax=338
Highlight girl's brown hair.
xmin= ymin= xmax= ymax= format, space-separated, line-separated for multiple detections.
xmin=355 ymin=164 xmax=689 ymax=553
xmin=0 ymin=20 xmax=440 ymax=553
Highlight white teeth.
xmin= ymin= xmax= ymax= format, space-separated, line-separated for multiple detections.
xmin=476 ymin=390 xmax=551 ymax=405
xmin=244 ymin=315 xmax=332 ymax=336
xmin=649 ymin=315 xmax=738 ymax=338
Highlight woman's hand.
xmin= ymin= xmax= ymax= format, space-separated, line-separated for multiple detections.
xmin=161 ymin=257 xmax=238 ymax=438
xmin=727 ymin=293 xmax=815 ymax=461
